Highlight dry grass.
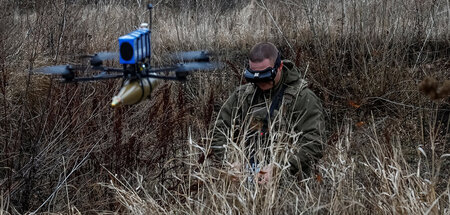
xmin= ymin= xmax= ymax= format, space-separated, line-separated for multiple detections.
xmin=0 ymin=0 xmax=448 ymax=214
xmin=106 ymin=116 xmax=449 ymax=214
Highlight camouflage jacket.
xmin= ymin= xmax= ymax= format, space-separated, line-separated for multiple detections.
xmin=211 ymin=60 xmax=325 ymax=175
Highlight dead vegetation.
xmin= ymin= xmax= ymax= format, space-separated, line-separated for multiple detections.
xmin=0 ymin=0 xmax=449 ymax=214
xmin=419 ymin=77 xmax=450 ymax=100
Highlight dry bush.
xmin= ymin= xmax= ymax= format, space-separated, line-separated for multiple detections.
xmin=0 ymin=0 xmax=448 ymax=214
xmin=105 ymin=117 xmax=449 ymax=214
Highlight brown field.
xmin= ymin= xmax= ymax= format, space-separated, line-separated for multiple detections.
xmin=0 ymin=0 xmax=449 ymax=214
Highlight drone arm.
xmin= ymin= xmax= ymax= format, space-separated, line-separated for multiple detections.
xmin=142 ymin=74 xmax=185 ymax=81
xmin=148 ymin=66 xmax=178 ymax=73
xmin=65 ymin=74 xmax=124 ymax=82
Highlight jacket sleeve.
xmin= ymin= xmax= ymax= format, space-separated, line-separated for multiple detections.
xmin=288 ymin=88 xmax=325 ymax=175
xmin=210 ymin=90 xmax=239 ymax=161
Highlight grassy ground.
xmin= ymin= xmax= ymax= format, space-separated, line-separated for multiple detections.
xmin=0 ymin=0 xmax=449 ymax=214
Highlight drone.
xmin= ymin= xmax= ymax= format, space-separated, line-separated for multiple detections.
xmin=32 ymin=4 xmax=221 ymax=108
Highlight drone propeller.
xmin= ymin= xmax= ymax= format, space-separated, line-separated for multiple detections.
xmin=175 ymin=62 xmax=221 ymax=80
xmin=143 ymin=62 xmax=222 ymax=81
xmin=170 ymin=50 xmax=211 ymax=62
xmin=81 ymin=52 xmax=119 ymax=66
xmin=176 ymin=62 xmax=222 ymax=72
xmin=33 ymin=65 xmax=72 ymax=75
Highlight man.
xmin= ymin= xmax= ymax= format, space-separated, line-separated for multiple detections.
xmin=211 ymin=42 xmax=325 ymax=182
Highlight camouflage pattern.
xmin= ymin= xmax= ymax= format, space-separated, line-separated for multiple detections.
xmin=211 ymin=60 xmax=325 ymax=175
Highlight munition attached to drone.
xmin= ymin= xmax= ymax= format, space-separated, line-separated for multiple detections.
xmin=32 ymin=4 xmax=222 ymax=108
xmin=111 ymin=78 xmax=159 ymax=107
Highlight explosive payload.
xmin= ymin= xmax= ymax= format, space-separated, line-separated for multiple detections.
xmin=111 ymin=78 xmax=158 ymax=107
xmin=32 ymin=4 xmax=222 ymax=108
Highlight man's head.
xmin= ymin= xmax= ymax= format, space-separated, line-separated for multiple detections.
xmin=245 ymin=42 xmax=283 ymax=91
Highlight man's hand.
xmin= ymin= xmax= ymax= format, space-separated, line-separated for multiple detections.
xmin=256 ymin=164 xmax=273 ymax=184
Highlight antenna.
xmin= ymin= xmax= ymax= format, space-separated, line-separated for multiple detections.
xmin=147 ymin=3 xmax=153 ymax=67
xmin=148 ymin=4 xmax=153 ymax=31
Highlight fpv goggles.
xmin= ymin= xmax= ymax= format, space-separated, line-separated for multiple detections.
xmin=244 ymin=53 xmax=281 ymax=83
